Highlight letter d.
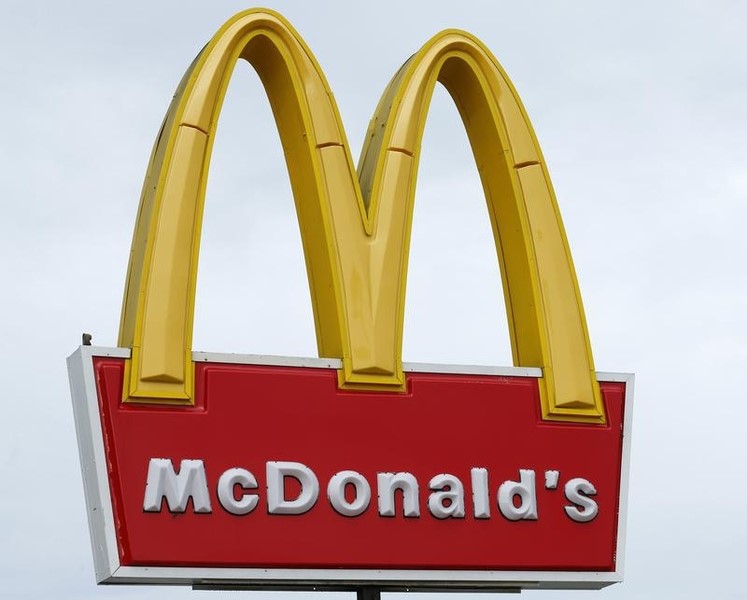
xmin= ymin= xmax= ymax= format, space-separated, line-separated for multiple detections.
xmin=266 ymin=462 xmax=319 ymax=515
xmin=498 ymin=469 xmax=538 ymax=521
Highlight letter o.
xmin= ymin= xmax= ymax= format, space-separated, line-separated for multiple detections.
xmin=327 ymin=470 xmax=371 ymax=517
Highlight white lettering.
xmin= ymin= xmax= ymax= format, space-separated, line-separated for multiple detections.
xmin=377 ymin=472 xmax=420 ymax=517
xmin=217 ymin=468 xmax=259 ymax=515
xmin=544 ymin=469 xmax=560 ymax=490
xmin=141 ymin=458 xmax=601 ymax=524
xmin=143 ymin=458 xmax=212 ymax=513
xmin=498 ymin=469 xmax=538 ymax=520
xmin=564 ymin=477 xmax=598 ymax=522
xmin=428 ymin=473 xmax=465 ymax=519
xmin=471 ymin=467 xmax=490 ymax=518
xmin=327 ymin=470 xmax=371 ymax=517
xmin=266 ymin=461 xmax=319 ymax=515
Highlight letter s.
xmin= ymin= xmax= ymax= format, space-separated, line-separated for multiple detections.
xmin=564 ymin=477 xmax=598 ymax=522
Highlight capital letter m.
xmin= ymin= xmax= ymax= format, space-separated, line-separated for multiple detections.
xmin=143 ymin=458 xmax=212 ymax=513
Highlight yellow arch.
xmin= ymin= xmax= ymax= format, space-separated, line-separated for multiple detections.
xmin=118 ymin=9 xmax=604 ymax=423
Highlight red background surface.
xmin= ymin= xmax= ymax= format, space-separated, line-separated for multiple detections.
xmin=94 ymin=358 xmax=626 ymax=571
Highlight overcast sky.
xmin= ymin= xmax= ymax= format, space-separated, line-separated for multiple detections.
xmin=1 ymin=1 xmax=746 ymax=599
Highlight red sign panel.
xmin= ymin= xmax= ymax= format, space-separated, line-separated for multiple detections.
xmin=69 ymin=349 xmax=631 ymax=588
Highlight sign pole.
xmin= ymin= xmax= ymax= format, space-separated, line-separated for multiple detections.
xmin=357 ymin=587 xmax=381 ymax=600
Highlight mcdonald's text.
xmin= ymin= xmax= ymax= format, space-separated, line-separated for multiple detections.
xmin=143 ymin=459 xmax=600 ymax=522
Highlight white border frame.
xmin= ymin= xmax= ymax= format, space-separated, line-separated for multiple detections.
xmin=68 ymin=346 xmax=633 ymax=591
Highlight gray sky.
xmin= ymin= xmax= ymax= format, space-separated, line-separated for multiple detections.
xmin=1 ymin=1 xmax=746 ymax=598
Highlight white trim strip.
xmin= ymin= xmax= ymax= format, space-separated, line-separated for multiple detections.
xmin=80 ymin=347 xmax=633 ymax=382
xmin=613 ymin=373 xmax=635 ymax=579
xmin=67 ymin=346 xmax=122 ymax=581
xmin=402 ymin=361 xmax=542 ymax=377
xmin=192 ymin=351 xmax=341 ymax=369
xmin=110 ymin=565 xmax=620 ymax=587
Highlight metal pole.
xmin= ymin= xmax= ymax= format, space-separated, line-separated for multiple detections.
xmin=357 ymin=587 xmax=382 ymax=600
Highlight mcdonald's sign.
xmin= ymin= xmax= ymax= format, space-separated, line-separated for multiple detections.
xmin=68 ymin=9 xmax=632 ymax=592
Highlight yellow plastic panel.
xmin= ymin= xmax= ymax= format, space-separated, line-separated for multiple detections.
xmin=118 ymin=9 xmax=604 ymax=422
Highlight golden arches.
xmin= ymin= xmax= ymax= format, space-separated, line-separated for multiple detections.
xmin=118 ymin=9 xmax=604 ymax=423
xmin=119 ymin=10 xmax=354 ymax=403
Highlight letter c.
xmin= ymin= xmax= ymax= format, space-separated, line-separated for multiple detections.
xmin=217 ymin=468 xmax=259 ymax=515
